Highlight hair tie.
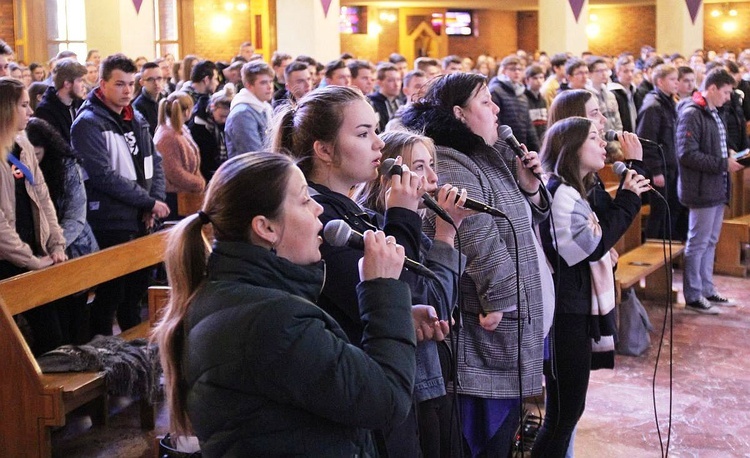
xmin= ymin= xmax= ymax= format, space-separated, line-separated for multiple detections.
xmin=197 ymin=210 xmax=211 ymax=225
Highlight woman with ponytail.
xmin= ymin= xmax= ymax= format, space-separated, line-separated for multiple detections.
xmin=154 ymin=91 xmax=205 ymax=218
xmin=152 ymin=152 xmax=417 ymax=456
xmin=271 ymin=85 xmax=459 ymax=457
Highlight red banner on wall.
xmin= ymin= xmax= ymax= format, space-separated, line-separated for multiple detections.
xmin=569 ymin=0 xmax=584 ymax=22
xmin=132 ymin=0 xmax=143 ymax=14
xmin=321 ymin=0 xmax=332 ymax=18
xmin=685 ymin=0 xmax=702 ymax=24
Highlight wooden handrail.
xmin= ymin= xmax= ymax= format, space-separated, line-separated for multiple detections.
xmin=0 ymin=230 xmax=169 ymax=316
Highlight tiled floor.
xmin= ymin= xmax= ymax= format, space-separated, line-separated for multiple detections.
xmin=52 ymin=270 xmax=750 ymax=457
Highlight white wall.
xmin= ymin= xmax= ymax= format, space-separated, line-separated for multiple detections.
xmin=85 ymin=0 xmax=156 ymax=60
xmin=276 ymin=0 xmax=340 ymax=63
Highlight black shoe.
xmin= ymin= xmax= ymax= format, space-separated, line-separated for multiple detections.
xmin=685 ymin=297 xmax=719 ymax=315
xmin=706 ymin=294 xmax=737 ymax=307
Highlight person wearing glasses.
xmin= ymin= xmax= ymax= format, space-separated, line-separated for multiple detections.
xmin=133 ymin=61 xmax=165 ymax=136
xmin=564 ymin=58 xmax=589 ymax=91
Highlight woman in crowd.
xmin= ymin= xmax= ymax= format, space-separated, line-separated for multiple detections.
xmin=401 ymin=72 xmax=554 ymax=457
xmin=154 ymin=91 xmax=206 ymax=218
xmin=188 ymin=86 xmax=234 ymax=181
xmin=26 ymin=118 xmax=99 ymax=345
xmin=153 ymin=152 xmax=417 ymax=456
xmin=533 ymin=117 xmax=649 ymax=457
xmin=360 ymin=129 xmax=471 ymax=458
xmin=29 ymin=62 xmax=46 ymax=83
xmin=271 ymin=85 xmax=456 ymax=456
xmin=0 ymin=77 xmax=67 ymax=354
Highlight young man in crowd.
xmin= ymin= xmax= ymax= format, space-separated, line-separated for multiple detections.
xmin=70 ymin=53 xmax=168 ymax=336
xmin=609 ymin=56 xmax=638 ymax=133
xmin=133 ymin=62 xmax=165 ymax=136
xmin=34 ymin=58 xmax=87 ymax=143
xmin=676 ymin=68 xmax=744 ymax=314
xmin=490 ymin=55 xmax=540 ymax=152
xmin=368 ymin=63 xmax=402 ymax=132
xmin=225 ymin=61 xmax=274 ymax=157
xmin=524 ymin=64 xmax=548 ymax=142
xmin=348 ymin=59 xmax=375 ymax=96
xmin=271 ymin=60 xmax=312 ymax=109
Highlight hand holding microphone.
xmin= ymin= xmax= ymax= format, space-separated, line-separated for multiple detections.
xmin=357 ymin=229 xmax=405 ymax=282
xmin=324 ymin=219 xmax=438 ymax=279
xmin=612 ymin=161 xmax=653 ymax=197
xmin=604 ymin=130 xmax=645 ymax=161
xmin=381 ymin=157 xmax=424 ymax=213
xmin=499 ymin=125 xmax=544 ymax=184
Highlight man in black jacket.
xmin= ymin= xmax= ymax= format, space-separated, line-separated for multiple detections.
xmin=636 ymin=64 xmax=688 ymax=240
xmin=490 ymin=55 xmax=540 ymax=152
xmin=368 ymin=63 xmax=402 ymax=132
xmin=609 ymin=56 xmax=638 ymax=133
xmin=34 ymin=58 xmax=87 ymax=143
xmin=635 ymin=55 xmax=664 ymax=111
xmin=132 ymin=62 xmax=164 ymax=136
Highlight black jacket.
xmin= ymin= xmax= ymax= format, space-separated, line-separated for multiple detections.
xmin=636 ymin=89 xmax=677 ymax=178
xmin=34 ymin=86 xmax=82 ymax=143
xmin=368 ymin=92 xmax=397 ymax=133
xmin=132 ymin=89 xmax=160 ymax=137
xmin=310 ymin=182 xmax=421 ymax=344
xmin=186 ymin=241 xmax=416 ymax=457
xmin=634 ymin=79 xmax=654 ymax=112
xmin=610 ymin=83 xmax=637 ymax=133
xmin=489 ymin=77 xmax=540 ymax=152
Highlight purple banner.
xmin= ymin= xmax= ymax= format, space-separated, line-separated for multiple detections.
xmin=132 ymin=0 xmax=143 ymax=14
xmin=320 ymin=0 xmax=332 ymax=18
xmin=685 ymin=0 xmax=702 ymax=24
xmin=569 ymin=0 xmax=585 ymax=23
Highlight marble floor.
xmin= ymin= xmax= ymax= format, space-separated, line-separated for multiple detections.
xmin=51 ymin=270 xmax=750 ymax=457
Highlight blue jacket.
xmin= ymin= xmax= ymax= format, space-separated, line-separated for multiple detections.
xmin=71 ymin=89 xmax=165 ymax=233
xmin=676 ymin=92 xmax=731 ymax=208
xmin=225 ymin=89 xmax=270 ymax=158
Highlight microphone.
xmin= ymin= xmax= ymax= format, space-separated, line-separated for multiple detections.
xmin=612 ymin=161 xmax=656 ymax=192
xmin=604 ymin=130 xmax=657 ymax=145
xmin=380 ymin=158 xmax=455 ymax=225
xmin=323 ymin=219 xmax=438 ymax=280
xmin=381 ymin=158 xmax=506 ymax=218
xmin=498 ymin=125 xmax=542 ymax=181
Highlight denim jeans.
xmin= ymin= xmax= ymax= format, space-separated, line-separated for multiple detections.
xmin=683 ymin=205 xmax=725 ymax=303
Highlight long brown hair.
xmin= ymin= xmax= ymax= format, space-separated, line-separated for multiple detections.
xmin=539 ymin=117 xmax=597 ymax=198
xmin=546 ymin=89 xmax=593 ymax=129
xmin=0 ymin=77 xmax=25 ymax=158
xmin=152 ymin=151 xmax=296 ymax=435
xmin=270 ymin=85 xmax=365 ymax=178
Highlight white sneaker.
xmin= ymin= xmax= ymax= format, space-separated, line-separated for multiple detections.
xmin=685 ymin=297 xmax=720 ymax=314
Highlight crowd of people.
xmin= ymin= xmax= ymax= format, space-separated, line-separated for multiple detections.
xmin=0 ymin=35 xmax=747 ymax=457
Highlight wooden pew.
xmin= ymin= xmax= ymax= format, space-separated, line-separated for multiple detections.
xmin=715 ymin=214 xmax=750 ymax=277
xmin=0 ymin=231 xmax=170 ymax=457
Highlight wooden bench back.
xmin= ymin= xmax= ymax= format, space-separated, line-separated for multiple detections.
xmin=0 ymin=230 xmax=169 ymax=457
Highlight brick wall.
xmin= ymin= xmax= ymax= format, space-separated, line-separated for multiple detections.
xmin=448 ymin=10 xmax=517 ymax=61
xmin=704 ymin=2 xmax=750 ymax=56
xmin=517 ymin=11 xmax=538 ymax=55
xmin=0 ymin=0 xmax=15 ymax=50
xmin=192 ymin=0 xmax=253 ymax=61
xmin=587 ymin=5 xmax=656 ymax=56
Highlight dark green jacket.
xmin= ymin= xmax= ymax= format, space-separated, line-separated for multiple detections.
xmin=185 ymin=241 xmax=416 ymax=457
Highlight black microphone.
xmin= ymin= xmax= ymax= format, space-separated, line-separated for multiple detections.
xmin=381 ymin=158 xmax=506 ymax=218
xmin=380 ymin=158 xmax=455 ymax=225
xmin=612 ymin=161 xmax=656 ymax=192
xmin=604 ymin=130 xmax=657 ymax=145
xmin=323 ymin=219 xmax=438 ymax=280
xmin=498 ymin=125 xmax=542 ymax=181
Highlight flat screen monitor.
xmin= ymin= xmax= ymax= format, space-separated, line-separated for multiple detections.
xmin=445 ymin=10 xmax=473 ymax=36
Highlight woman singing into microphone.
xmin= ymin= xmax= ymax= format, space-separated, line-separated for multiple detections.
xmin=401 ymin=72 xmax=554 ymax=457
xmin=153 ymin=152 xmax=417 ymax=456
xmin=270 ymin=86 xmax=467 ymax=456
xmin=533 ymin=117 xmax=649 ymax=457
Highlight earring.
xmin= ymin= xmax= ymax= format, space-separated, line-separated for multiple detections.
xmin=270 ymin=240 xmax=277 ymax=254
